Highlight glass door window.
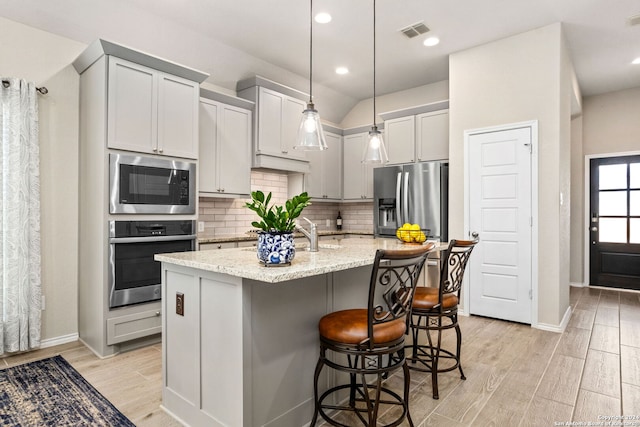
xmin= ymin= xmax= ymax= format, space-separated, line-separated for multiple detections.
xmin=590 ymin=156 xmax=640 ymax=290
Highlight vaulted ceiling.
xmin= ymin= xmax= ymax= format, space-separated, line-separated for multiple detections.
xmin=2 ymin=0 xmax=639 ymax=123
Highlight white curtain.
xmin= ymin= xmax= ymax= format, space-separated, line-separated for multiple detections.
xmin=0 ymin=77 xmax=42 ymax=355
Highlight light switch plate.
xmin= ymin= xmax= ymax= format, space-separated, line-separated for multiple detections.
xmin=198 ymin=221 xmax=205 ymax=232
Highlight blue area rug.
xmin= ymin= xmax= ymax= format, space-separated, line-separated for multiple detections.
xmin=0 ymin=355 xmax=135 ymax=426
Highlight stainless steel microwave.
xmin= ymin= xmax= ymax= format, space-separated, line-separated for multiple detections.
xmin=109 ymin=153 xmax=196 ymax=214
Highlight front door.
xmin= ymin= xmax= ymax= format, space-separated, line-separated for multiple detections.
xmin=589 ymin=156 xmax=640 ymax=290
xmin=468 ymin=126 xmax=533 ymax=324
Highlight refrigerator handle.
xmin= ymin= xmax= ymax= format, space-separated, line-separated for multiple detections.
xmin=403 ymin=172 xmax=409 ymax=224
xmin=395 ymin=172 xmax=402 ymax=228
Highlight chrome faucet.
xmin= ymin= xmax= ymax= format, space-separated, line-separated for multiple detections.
xmin=296 ymin=217 xmax=318 ymax=252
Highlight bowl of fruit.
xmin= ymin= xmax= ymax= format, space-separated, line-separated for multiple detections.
xmin=396 ymin=223 xmax=430 ymax=244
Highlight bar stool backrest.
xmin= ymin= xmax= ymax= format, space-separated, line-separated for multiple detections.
xmin=365 ymin=243 xmax=435 ymax=349
xmin=439 ymin=239 xmax=477 ymax=301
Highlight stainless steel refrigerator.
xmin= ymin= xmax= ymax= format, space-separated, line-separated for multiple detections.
xmin=373 ymin=161 xmax=448 ymax=241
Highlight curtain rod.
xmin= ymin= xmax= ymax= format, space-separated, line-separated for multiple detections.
xmin=1 ymin=79 xmax=49 ymax=95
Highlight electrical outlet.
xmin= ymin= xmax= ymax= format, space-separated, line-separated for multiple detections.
xmin=198 ymin=221 xmax=205 ymax=232
xmin=325 ymin=219 xmax=331 ymax=227
xmin=176 ymin=292 xmax=184 ymax=316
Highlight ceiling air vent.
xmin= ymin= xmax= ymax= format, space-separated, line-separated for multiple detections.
xmin=400 ymin=22 xmax=430 ymax=39
xmin=628 ymin=13 xmax=640 ymax=26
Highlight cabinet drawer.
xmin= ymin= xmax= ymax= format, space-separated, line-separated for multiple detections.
xmin=107 ymin=309 xmax=162 ymax=345
xmin=237 ymin=240 xmax=258 ymax=248
xmin=199 ymin=242 xmax=237 ymax=250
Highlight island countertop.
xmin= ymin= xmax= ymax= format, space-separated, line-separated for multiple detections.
xmin=155 ymin=238 xmax=440 ymax=283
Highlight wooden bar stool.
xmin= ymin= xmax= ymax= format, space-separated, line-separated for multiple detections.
xmin=310 ymin=243 xmax=435 ymax=427
xmin=406 ymin=239 xmax=477 ymax=399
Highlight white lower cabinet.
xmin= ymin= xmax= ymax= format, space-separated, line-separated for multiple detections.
xmin=237 ymin=240 xmax=258 ymax=248
xmin=106 ymin=308 xmax=162 ymax=345
xmin=198 ymin=242 xmax=238 ymax=250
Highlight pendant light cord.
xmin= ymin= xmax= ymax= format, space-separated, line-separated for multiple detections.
xmin=309 ymin=0 xmax=313 ymax=104
xmin=373 ymin=0 xmax=377 ymax=127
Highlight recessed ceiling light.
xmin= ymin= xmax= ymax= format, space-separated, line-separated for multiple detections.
xmin=335 ymin=67 xmax=349 ymax=75
xmin=423 ymin=37 xmax=440 ymax=47
xmin=315 ymin=13 xmax=332 ymax=24
xmin=632 ymin=57 xmax=640 ymax=65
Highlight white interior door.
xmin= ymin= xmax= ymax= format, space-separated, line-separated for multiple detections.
xmin=468 ymin=126 xmax=532 ymax=324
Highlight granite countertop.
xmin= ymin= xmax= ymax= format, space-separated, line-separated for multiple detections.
xmin=197 ymin=230 xmax=373 ymax=244
xmin=156 ymin=238 xmax=440 ymax=284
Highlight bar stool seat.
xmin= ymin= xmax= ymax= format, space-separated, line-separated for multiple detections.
xmin=319 ymin=309 xmax=407 ymax=345
xmin=310 ymin=243 xmax=435 ymax=427
xmin=412 ymin=287 xmax=459 ymax=310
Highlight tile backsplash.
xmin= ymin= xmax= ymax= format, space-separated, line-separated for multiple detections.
xmin=198 ymin=170 xmax=373 ymax=236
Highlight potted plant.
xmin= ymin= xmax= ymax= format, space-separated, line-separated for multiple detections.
xmin=245 ymin=191 xmax=311 ymax=265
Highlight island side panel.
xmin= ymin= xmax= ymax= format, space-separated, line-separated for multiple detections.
xmin=161 ymin=263 xmax=244 ymax=427
xmin=245 ymin=274 xmax=330 ymax=427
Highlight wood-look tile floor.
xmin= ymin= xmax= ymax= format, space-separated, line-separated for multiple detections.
xmin=1 ymin=286 xmax=639 ymax=426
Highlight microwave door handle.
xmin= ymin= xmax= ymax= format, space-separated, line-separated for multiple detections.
xmin=403 ymin=171 xmax=410 ymax=224
xmin=395 ymin=172 xmax=402 ymax=228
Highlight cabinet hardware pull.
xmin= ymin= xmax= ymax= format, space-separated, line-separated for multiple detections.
xmin=152 ymin=147 xmax=157 ymax=152
xmin=155 ymin=311 xmax=161 ymax=316
xmin=159 ymin=148 xmax=163 ymax=153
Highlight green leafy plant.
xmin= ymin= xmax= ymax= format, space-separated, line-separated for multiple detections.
xmin=245 ymin=191 xmax=311 ymax=232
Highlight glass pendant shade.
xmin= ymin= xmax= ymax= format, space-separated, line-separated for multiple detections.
xmin=295 ymin=102 xmax=328 ymax=150
xmin=362 ymin=125 xmax=388 ymax=163
xmin=294 ymin=0 xmax=327 ymax=151
xmin=361 ymin=0 xmax=388 ymax=164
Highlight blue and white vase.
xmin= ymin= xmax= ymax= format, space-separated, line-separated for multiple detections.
xmin=257 ymin=231 xmax=296 ymax=265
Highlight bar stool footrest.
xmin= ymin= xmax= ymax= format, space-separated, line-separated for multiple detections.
xmin=316 ymin=383 xmax=409 ymax=427
xmin=405 ymin=345 xmax=462 ymax=374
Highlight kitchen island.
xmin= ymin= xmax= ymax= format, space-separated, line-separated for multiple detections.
xmin=155 ymin=238 xmax=437 ymax=427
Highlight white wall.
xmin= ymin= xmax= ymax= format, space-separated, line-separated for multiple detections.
xmin=340 ymin=80 xmax=449 ymax=129
xmin=575 ymin=87 xmax=640 ymax=285
xmin=570 ymin=116 xmax=584 ymax=285
xmin=582 ymin=87 xmax=640 ymax=156
xmin=449 ymin=23 xmax=573 ymax=327
xmin=0 ymin=16 xmax=86 ymax=342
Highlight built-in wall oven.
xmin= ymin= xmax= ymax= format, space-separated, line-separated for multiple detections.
xmin=109 ymin=153 xmax=196 ymax=214
xmin=108 ymin=220 xmax=196 ymax=308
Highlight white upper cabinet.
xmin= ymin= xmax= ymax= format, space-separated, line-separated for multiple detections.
xmin=199 ymin=97 xmax=252 ymax=197
xmin=416 ymin=109 xmax=449 ymax=162
xmin=157 ymin=73 xmax=200 ymax=159
xmin=385 ymin=115 xmax=416 ymax=164
xmin=107 ymin=57 xmax=199 ymax=159
xmin=255 ymin=87 xmax=306 ymax=160
xmin=343 ymin=132 xmax=373 ymax=200
xmin=282 ymin=96 xmax=307 ymax=161
xmin=237 ymin=76 xmax=310 ymax=173
xmin=304 ymin=130 xmax=342 ymax=200
xmin=381 ymin=101 xmax=449 ymax=164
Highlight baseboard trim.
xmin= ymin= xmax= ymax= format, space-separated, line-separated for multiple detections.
xmin=570 ymin=282 xmax=587 ymax=288
xmin=40 ymin=333 xmax=79 ymax=349
xmin=534 ymin=306 xmax=572 ymax=333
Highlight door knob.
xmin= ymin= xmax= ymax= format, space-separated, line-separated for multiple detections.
xmin=591 ymin=226 xmax=598 ymax=232
xmin=471 ymin=231 xmax=479 ymax=240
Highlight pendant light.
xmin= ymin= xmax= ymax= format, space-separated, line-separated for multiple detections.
xmin=294 ymin=0 xmax=328 ymax=151
xmin=362 ymin=0 xmax=389 ymax=164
